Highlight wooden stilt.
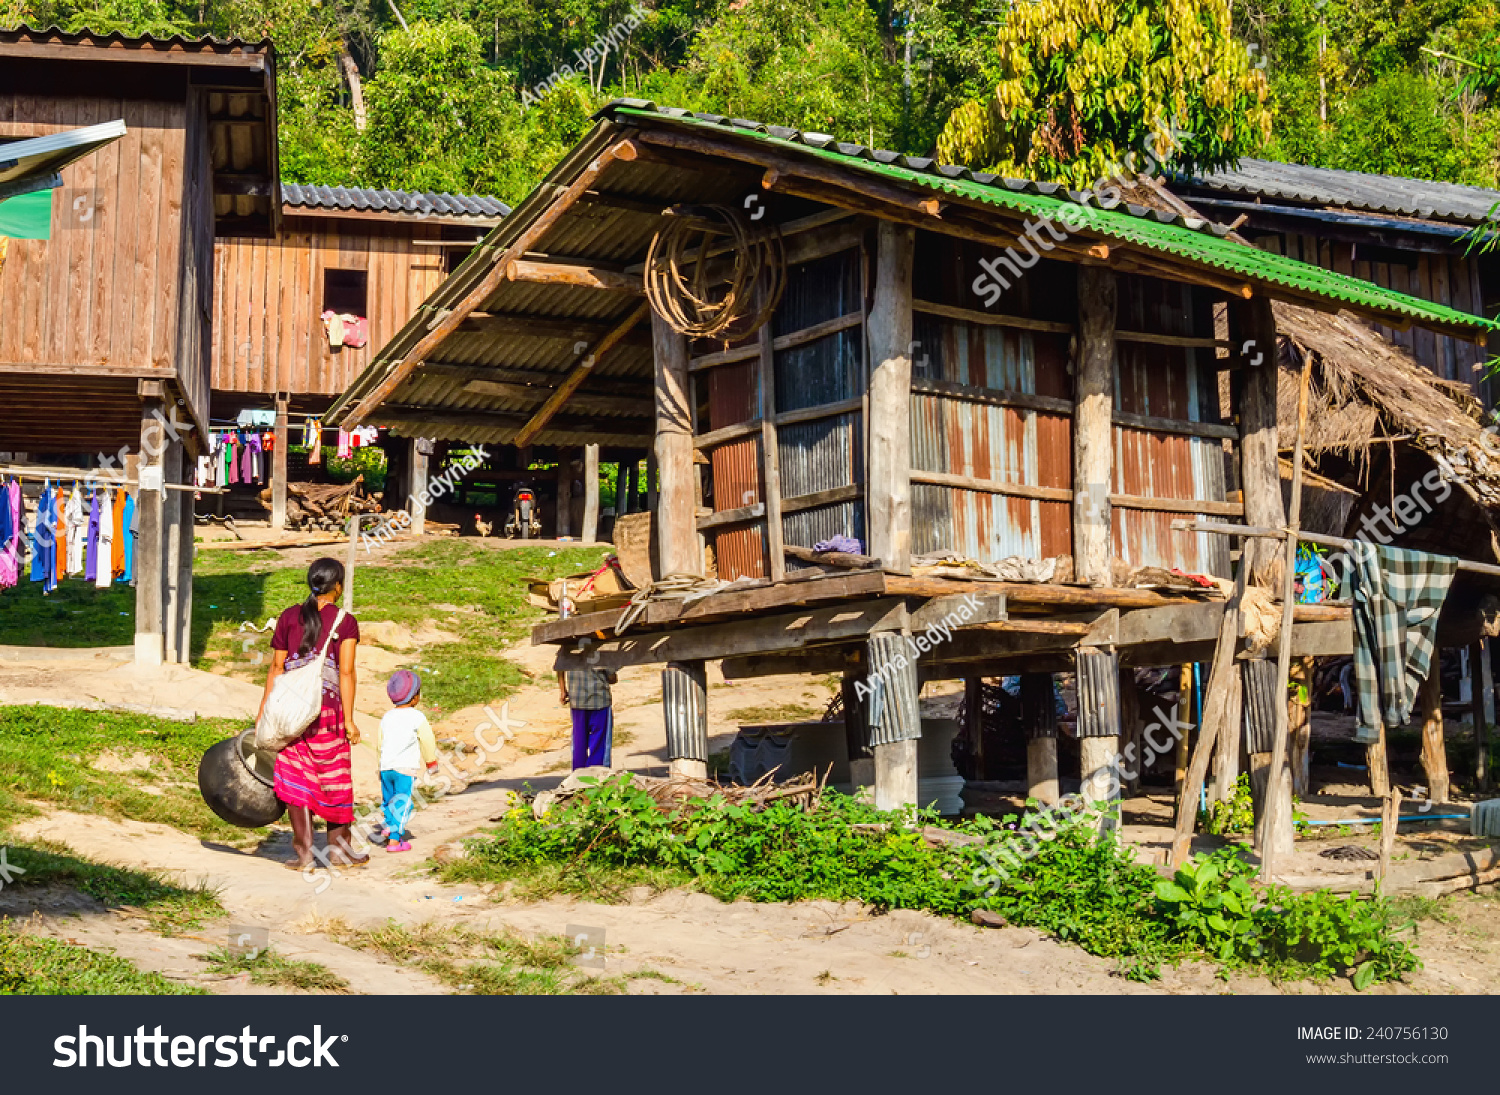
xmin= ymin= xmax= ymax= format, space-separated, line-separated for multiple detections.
xmin=651 ymin=312 xmax=698 ymax=575
xmin=662 ymin=660 xmax=708 ymax=779
xmin=1290 ymin=655 xmax=1313 ymax=797
xmin=161 ymin=439 xmax=184 ymax=664
xmin=1174 ymin=663 xmax=1193 ymax=802
xmin=1073 ymin=266 xmax=1116 ymax=588
xmin=843 ymin=670 xmax=874 ymax=790
xmin=555 ymin=449 xmax=573 ymax=538
xmin=1420 ymin=662 xmax=1450 ymax=804
xmin=1367 ymin=728 xmax=1391 ymax=798
xmin=581 ymin=443 xmax=600 ymax=543
xmin=409 ymin=438 xmax=429 ymax=536
xmin=134 ymin=392 xmax=166 ymax=668
xmin=271 ymin=395 xmax=288 ymax=531
xmin=866 ymin=221 xmax=915 ymax=576
xmin=1377 ymin=790 xmax=1402 ymax=884
xmin=963 ymin=677 xmax=985 ymax=781
xmin=1077 ymin=648 xmax=1120 ymax=829
xmin=1471 ymin=639 xmax=1493 ymax=792
xmin=1021 ymin=673 xmax=1059 ymax=806
xmin=1118 ymin=664 xmax=1141 ymax=796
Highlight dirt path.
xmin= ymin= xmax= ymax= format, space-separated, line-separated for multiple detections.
xmin=9 ymin=613 xmax=1500 ymax=995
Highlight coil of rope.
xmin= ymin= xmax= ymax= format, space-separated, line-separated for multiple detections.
xmin=644 ymin=204 xmax=786 ymax=341
xmin=614 ymin=572 xmax=728 ymax=636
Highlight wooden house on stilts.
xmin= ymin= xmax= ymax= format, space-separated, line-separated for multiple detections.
xmin=330 ymin=102 xmax=1500 ymax=853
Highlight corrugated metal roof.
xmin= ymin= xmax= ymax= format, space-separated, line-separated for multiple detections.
xmin=1177 ymin=157 xmax=1500 ymax=227
xmin=0 ymin=25 xmax=273 ymax=58
xmin=602 ymin=103 xmax=1499 ymax=336
xmin=280 ymin=182 xmax=509 ymax=220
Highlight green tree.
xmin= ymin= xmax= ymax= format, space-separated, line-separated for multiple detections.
xmin=936 ymin=0 xmax=1272 ymax=186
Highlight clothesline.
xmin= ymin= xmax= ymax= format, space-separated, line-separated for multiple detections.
xmin=0 ymin=463 xmax=224 ymax=495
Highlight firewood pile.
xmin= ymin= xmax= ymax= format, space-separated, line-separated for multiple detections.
xmin=530 ymin=767 xmax=827 ymax=819
xmin=259 ymin=476 xmax=383 ymax=532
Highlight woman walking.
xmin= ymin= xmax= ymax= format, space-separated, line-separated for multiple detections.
xmin=257 ymin=557 xmax=368 ymax=870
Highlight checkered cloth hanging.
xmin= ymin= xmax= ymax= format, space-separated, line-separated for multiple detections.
xmin=1349 ymin=542 xmax=1458 ymax=745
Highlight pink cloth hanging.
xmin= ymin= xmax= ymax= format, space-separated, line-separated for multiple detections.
xmin=0 ymin=481 xmax=20 ymax=590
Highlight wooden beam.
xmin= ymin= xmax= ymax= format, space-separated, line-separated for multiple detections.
xmin=270 ymin=395 xmax=288 ymax=531
xmin=341 ymin=136 xmax=637 ymax=427
xmin=369 ymin=406 xmax=651 ymax=439
xmin=867 ymin=221 xmax=915 ymax=575
xmin=913 ymin=299 xmax=1073 ymax=335
xmin=652 ymin=310 xmax=701 ymax=577
xmin=1474 ymin=639 xmax=1494 ymax=792
xmin=505 ymin=258 xmax=643 ymax=294
xmin=134 ymin=396 xmax=167 ymax=668
xmin=581 ymin=443 xmax=600 ymax=543
xmin=759 ymin=323 xmax=787 ymax=582
xmin=1420 ymin=663 xmax=1450 ymax=804
xmin=513 ymin=300 xmax=650 ymax=447
xmin=911 ymin=468 xmax=1072 ymax=503
xmin=1112 ymin=409 xmax=1238 ymax=440
xmin=1228 ymin=298 xmax=1286 ymax=588
xmin=455 ymin=311 xmax=652 ymax=345
xmin=910 ymin=377 xmax=1072 ymax=416
xmin=1074 ymin=265 xmax=1116 ymax=587
xmin=556 ymin=598 xmax=910 ymax=670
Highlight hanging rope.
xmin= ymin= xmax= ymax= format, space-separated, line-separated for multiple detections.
xmin=644 ymin=204 xmax=786 ymax=341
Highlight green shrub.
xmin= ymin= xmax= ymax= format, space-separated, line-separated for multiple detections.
xmin=1201 ymin=773 xmax=1257 ymax=836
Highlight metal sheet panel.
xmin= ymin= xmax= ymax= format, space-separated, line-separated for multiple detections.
xmin=1076 ymin=649 xmax=1121 ymax=738
xmin=783 ymin=500 xmax=862 ymax=554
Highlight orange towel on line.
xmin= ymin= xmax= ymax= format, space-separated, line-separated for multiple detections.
xmin=55 ymin=506 xmax=66 ymax=582
xmin=111 ymin=489 xmax=126 ymax=579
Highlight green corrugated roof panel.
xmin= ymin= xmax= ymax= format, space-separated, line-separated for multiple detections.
xmin=611 ymin=105 xmax=1500 ymax=335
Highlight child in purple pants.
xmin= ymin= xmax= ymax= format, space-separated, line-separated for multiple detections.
xmin=561 ymin=666 xmax=617 ymax=769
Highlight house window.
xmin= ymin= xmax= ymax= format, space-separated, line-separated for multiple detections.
xmin=323 ymin=268 xmax=368 ymax=317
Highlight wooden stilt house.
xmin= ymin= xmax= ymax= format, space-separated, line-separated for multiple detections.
xmin=0 ymin=27 xmax=278 ymax=665
xmin=331 ymin=102 xmax=1499 ymax=837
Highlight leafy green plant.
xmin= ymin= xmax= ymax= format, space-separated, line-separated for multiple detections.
xmin=1201 ymin=773 xmax=1257 ymax=835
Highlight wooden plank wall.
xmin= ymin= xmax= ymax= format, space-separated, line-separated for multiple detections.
xmin=211 ymin=215 xmax=448 ymax=397
xmin=0 ymin=90 xmax=189 ymax=378
xmin=1267 ymin=234 xmax=1487 ymax=394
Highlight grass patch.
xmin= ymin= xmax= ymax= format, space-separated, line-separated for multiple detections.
xmin=0 ymin=841 xmax=225 ymax=934
xmin=327 ymin=919 xmax=628 ymax=995
xmin=724 ymin=702 xmax=824 ymax=724
xmin=446 ymin=775 xmax=1421 ymax=988
xmin=202 ymin=946 xmax=350 ymax=993
xmin=0 ymin=705 xmax=260 ymax=842
xmin=0 ymin=924 xmax=205 ymax=995
xmin=194 ymin=540 xmax=606 ymax=715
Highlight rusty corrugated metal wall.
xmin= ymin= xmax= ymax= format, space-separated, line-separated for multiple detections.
xmin=1112 ymin=278 xmax=1231 ymax=575
xmin=706 ymin=357 xmax=766 ymax=581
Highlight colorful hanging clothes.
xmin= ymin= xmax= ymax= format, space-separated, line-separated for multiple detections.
xmin=336 ymin=430 xmax=352 ymax=460
xmin=84 ymin=490 xmax=101 ymax=584
xmin=111 ymin=488 xmax=127 ymax=580
xmin=64 ymin=486 xmax=85 ymax=576
xmin=30 ymin=483 xmax=57 ymax=593
xmin=95 ymin=490 xmax=113 ymax=589
xmin=54 ymin=492 xmax=66 ymax=584
xmin=122 ymin=493 xmax=136 ymax=583
xmin=0 ymin=480 xmax=20 ymax=591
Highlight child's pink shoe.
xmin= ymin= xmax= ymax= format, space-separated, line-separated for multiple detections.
xmin=386 ymin=840 xmax=412 ymax=853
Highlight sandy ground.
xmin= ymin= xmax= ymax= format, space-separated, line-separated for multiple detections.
xmin=6 ymin=552 xmax=1500 ymax=994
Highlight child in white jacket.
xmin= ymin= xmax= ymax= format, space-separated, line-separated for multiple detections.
xmin=375 ymin=670 xmax=438 ymax=853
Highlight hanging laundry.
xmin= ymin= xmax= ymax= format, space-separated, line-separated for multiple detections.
xmin=65 ymin=485 xmax=86 ymax=576
xmin=0 ymin=479 xmax=19 ymax=591
xmin=84 ymin=489 xmax=101 ymax=584
xmin=1349 ymin=543 xmax=1458 ymax=746
xmin=30 ymin=482 xmax=57 ymax=594
xmin=321 ymin=309 xmax=347 ymax=348
xmin=95 ymin=489 xmax=113 ymax=589
xmin=123 ymin=492 xmax=136 ymax=583
xmin=343 ymin=315 xmax=369 ymax=348
xmin=111 ymin=488 xmax=127 ymax=580
xmin=54 ymin=490 xmax=66 ymax=584
xmin=337 ymin=429 xmax=352 ymax=460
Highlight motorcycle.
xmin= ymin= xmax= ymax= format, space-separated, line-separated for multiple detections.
xmin=504 ymin=480 xmax=543 ymax=539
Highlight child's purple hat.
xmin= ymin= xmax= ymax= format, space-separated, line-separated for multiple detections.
xmin=387 ymin=669 xmax=421 ymax=706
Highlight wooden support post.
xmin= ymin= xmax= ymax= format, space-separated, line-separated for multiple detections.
xmin=1377 ymin=790 xmax=1402 ymax=884
xmin=271 ymin=395 xmax=289 ymax=531
xmin=757 ymin=324 xmax=786 ymax=582
xmin=1171 ymin=572 xmax=1246 ymax=867
xmin=963 ymin=677 xmax=985 ymax=781
xmin=1077 ymin=647 xmax=1121 ymax=828
xmin=1118 ymin=663 xmax=1141 ymax=796
xmin=161 ymin=439 xmax=184 ymax=664
xmin=1228 ymin=297 xmax=1286 ymax=588
xmin=867 ymin=630 xmax=920 ymax=810
xmin=409 ymin=438 xmax=429 ymax=536
xmin=1174 ymin=663 xmax=1193 ymax=802
xmin=866 ymin=221 xmax=915 ymax=576
xmin=652 ymin=311 xmax=701 ymax=576
xmin=1242 ymin=656 xmax=1277 ymax=825
xmin=1021 ymin=673 xmax=1059 ymax=806
xmin=1290 ymin=655 xmax=1314 ymax=797
xmin=555 ymin=449 xmax=573 ymax=538
xmin=134 ymin=396 xmax=166 ymax=668
xmin=620 ymin=459 xmax=635 ymax=516
xmin=1471 ymin=639 xmax=1493 ymax=792
xmin=1420 ymin=662 xmax=1450 ymax=804
xmin=843 ymin=670 xmax=874 ymax=790
xmin=174 ymin=455 xmax=194 ymax=664
xmin=1073 ymin=266 xmax=1116 ymax=588
xmin=1211 ymin=668 xmax=1243 ymax=804
xmin=662 ymin=660 xmax=708 ymax=779
xmin=581 ymin=443 xmax=600 ymax=543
